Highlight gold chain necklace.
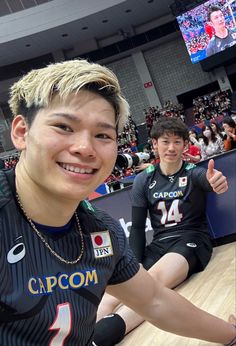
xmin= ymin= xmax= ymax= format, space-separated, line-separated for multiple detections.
xmin=16 ymin=192 xmax=84 ymax=265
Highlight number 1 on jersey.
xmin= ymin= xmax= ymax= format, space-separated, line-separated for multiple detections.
xmin=49 ymin=303 xmax=72 ymax=346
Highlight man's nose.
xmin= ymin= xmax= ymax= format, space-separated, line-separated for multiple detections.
xmin=168 ymin=143 xmax=175 ymax=151
xmin=70 ymin=134 xmax=96 ymax=157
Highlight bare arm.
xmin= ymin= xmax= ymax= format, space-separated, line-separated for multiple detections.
xmin=183 ymin=152 xmax=201 ymax=163
xmin=107 ymin=266 xmax=236 ymax=344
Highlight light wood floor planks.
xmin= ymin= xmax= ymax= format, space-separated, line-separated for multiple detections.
xmin=119 ymin=242 xmax=236 ymax=346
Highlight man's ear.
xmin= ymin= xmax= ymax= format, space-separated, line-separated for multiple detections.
xmin=152 ymin=138 xmax=158 ymax=149
xmin=11 ymin=115 xmax=29 ymax=150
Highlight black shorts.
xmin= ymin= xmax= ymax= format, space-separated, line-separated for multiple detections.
xmin=142 ymin=231 xmax=213 ymax=277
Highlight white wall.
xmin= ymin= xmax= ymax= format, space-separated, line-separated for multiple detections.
xmin=144 ymin=36 xmax=215 ymax=104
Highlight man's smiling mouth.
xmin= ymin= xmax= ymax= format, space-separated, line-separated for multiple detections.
xmin=58 ymin=163 xmax=96 ymax=174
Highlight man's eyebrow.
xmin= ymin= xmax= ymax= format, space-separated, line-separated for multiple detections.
xmin=50 ymin=112 xmax=79 ymax=121
xmin=50 ymin=112 xmax=117 ymax=131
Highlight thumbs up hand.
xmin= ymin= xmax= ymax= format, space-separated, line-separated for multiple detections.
xmin=206 ymin=159 xmax=228 ymax=194
xmin=206 ymin=159 xmax=215 ymax=180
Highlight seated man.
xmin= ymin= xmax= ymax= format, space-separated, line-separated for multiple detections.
xmin=94 ymin=117 xmax=231 ymax=345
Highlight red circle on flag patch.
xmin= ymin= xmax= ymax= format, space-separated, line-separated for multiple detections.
xmin=94 ymin=235 xmax=103 ymax=246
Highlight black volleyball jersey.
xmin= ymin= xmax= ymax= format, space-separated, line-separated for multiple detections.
xmin=0 ymin=169 xmax=139 ymax=346
xmin=132 ymin=162 xmax=213 ymax=239
xmin=206 ymin=28 xmax=236 ymax=57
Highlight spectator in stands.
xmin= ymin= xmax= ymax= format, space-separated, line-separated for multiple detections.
xmin=200 ymin=124 xmax=224 ymax=160
xmin=134 ymin=142 xmax=159 ymax=172
xmin=130 ymin=136 xmax=138 ymax=152
xmin=117 ymin=116 xmax=138 ymax=152
xmin=144 ymin=102 xmax=184 ymax=136
xmin=206 ymin=5 xmax=236 ymax=57
xmin=1 ymin=154 xmax=19 ymax=169
xmin=210 ymin=120 xmax=225 ymax=140
xmin=182 ymin=138 xmax=201 ymax=163
xmin=193 ymin=90 xmax=231 ymax=125
xmin=222 ymin=116 xmax=236 ymax=151
xmin=231 ymin=111 xmax=236 ymax=124
xmin=94 ymin=117 xmax=232 ymax=346
xmin=189 ymin=129 xmax=202 ymax=147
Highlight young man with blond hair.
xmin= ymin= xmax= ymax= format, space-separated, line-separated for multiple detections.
xmin=0 ymin=59 xmax=235 ymax=346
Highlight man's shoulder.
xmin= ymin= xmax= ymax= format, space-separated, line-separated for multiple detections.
xmin=133 ymin=164 xmax=157 ymax=186
xmin=207 ymin=36 xmax=216 ymax=45
xmin=145 ymin=164 xmax=156 ymax=173
xmin=229 ymin=27 xmax=236 ymax=33
xmin=141 ymin=163 xmax=158 ymax=176
xmin=90 ymin=206 xmax=128 ymax=250
xmin=184 ymin=162 xmax=206 ymax=171
xmin=0 ymin=169 xmax=14 ymax=208
xmin=184 ymin=162 xmax=197 ymax=171
xmin=206 ymin=37 xmax=216 ymax=55
xmin=183 ymin=162 xmax=207 ymax=179
xmin=80 ymin=200 xmax=124 ymax=236
xmin=229 ymin=27 xmax=236 ymax=38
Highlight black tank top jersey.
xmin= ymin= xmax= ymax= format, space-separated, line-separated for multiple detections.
xmin=0 ymin=169 xmax=139 ymax=346
xmin=132 ymin=162 xmax=213 ymax=239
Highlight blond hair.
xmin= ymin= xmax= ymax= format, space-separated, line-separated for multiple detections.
xmin=9 ymin=59 xmax=130 ymax=132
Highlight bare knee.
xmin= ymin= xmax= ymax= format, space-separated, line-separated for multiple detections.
xmin=149 ymin=267 xmax=180 ymax=288
xmin=148 ymin=253 xmax=189 ymax=288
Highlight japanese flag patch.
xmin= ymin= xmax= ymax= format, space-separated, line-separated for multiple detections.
xmin=179 ymin=176 xmax=187 ymax=187
xmin=91 ymin=231 xmax=113 ymax=258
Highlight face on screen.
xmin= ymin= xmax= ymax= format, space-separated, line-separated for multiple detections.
xmin=210 ymin=10 xmax=226 ymax=30
xmin=176 ymin=0 xmax=236 ymax=64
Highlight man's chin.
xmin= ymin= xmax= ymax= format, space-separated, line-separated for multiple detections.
xmin=165 ymin=156 xmax=178 ymax=161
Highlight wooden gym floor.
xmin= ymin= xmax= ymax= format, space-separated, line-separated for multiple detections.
xmin=119 ymin=242 xmax=236 ymax=346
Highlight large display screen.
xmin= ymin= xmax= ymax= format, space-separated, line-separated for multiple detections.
xmin=177 ymin=0 xmax=236 ymax=64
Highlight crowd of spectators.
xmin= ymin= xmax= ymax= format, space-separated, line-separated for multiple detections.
xmin=192 ymin=90 xmax=232 ymax=124
xmin=144 ymin=101 xmax=185 ymax=136
xmin=0 ymin=153 xmax=19 ymax=169
xmin=143 ymin=90 xmax=232 ymax=128
xmin=117 ymin=115 xmax=138 ymax=153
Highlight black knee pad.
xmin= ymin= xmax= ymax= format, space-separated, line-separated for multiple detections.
xmin=93 ymin=313 xmax=126 ymax=346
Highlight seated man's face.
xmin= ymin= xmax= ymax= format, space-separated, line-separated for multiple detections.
xmin=152 ymin=133 xmax=186 ymax=165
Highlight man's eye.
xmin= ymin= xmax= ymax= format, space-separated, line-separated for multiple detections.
xmin=97 ymin=133 xmax=112 ymax=139
xmin=55 ymin=124 xmax=72 ymax=132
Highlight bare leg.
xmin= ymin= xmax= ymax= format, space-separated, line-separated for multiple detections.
xmin=116 ymin=252 xmax=189 ymax=334
xmin=96 ymin=292 xmax=121 ymax=321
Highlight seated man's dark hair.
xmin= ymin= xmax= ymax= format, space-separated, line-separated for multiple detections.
xmin=150 ymin=117 xmax=189 ymax=141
